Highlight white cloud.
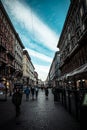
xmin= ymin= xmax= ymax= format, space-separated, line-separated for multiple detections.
xmin=2 ymin=0 xmax=58 ymax=80
xmin=26 ymin=48 xmax=52 ymax=63
xmin=3 ymin=0 xmax=59 ymax=51
xmin=34 ymin=64 xmax=50 ymax=81
xmin=26 ymin=48 xmax=51 ymax=81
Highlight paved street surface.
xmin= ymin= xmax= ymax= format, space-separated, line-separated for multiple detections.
xmin=0 ymin=89 xmax=80 ymax=130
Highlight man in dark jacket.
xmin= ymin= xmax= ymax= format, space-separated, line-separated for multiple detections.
xmin=12 ymin=87 xmax=22 ymax=117
xmin=25 ymin=86 xmax=30 ymax=101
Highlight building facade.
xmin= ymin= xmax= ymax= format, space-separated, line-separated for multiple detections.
xmin=29 ymin=59 xmax=35 ymax=86
xmin=34 ymin=71 xmax=38 ymax=86
xmin=23 ymin=50 xmax=31 ymax=85
xmin=23 ymin=50 xmax=35 ymax=86
xmin=0 ymin=1 xmax=24 ymax=86
xmin=57 ymin=0 xmax=87 ymax=88
xmin=47 ymin=51 xmax=60 ymax=87
xmin=14 ymin=34 xmax=24 ymax=80
xmin=0 ymin=1 xmax=15 ymax=80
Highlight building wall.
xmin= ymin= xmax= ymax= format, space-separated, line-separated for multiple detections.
xmin=23 ymin=50 xmax=31 ymax=85
xmin=58 ymin=0 xmax=87 ymax=75
xmin=29 ymin=60 xmax=35 ymax=85
xmin=23 ymin=50 xmax=35 ymax=85
xmin=48 ymin=51 xmax=60 ymax=87
xmin=15 ymin=35 xmax=24 ymax=74
xmin=34 ymin=71 xmax=38 ymax=85
xmin=57 ymin=0 xmax=87 ymax=87
xmin=23 ymin=54 xmax=30 ymax=77
xmin=0 ymin=1 xmax=24 ymax=81
xmin=0 ymin=2 xmax=15 ymax=78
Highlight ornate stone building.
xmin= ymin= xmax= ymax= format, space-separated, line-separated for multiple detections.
xmin=34 ymin=71 xmax=38 ymax=85
xmin=14 ymin=34 xmax=24 ymax=80
xmin=0 ymin=1 xmax=24 ymax=82
xmin=57 ymin=0 xmax=87 ymax=88
xmin=23 ymin=50 xmax=35 ymax=86
xmin=47 ymin=51 xmax=60 ymax=87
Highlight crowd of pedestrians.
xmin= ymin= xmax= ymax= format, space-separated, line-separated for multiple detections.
xmin=0 ymin=78 xmax=50 ymax=117
xmin=24 ymin=85 xmax=39 ymax=100
xmin=11 ymin=84 xmax=50 ymax=117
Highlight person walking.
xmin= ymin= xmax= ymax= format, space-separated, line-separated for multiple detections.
xmin=25 ymin=86 xmax=30 ymax=101
xmin=12 ymin=87 xmax=22 ymax=117
xmin=35 ymin=85 xmax=39 ymax=99
xmin=31 ymin=86 xmax=35 ymax=100
xmin=52 ymin=87 xmax=58 ymax=102
xmin=45 ymin=87 xmax=49 ymax=98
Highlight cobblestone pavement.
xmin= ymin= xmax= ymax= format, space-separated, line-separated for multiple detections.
xmin=0 ymin=89 xmax=80 ymax=130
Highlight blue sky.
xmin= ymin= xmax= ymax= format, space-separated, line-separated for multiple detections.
xmin=1 ymin=0 xmax=70 ymax=81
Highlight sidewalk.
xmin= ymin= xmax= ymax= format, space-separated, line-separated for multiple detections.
xmin=0 ymin=89 xmax=80 ymax=130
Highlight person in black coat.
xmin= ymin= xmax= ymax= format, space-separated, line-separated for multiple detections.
xmin=45 ymin=87 xmax=49 ymax=98
xmin=12 ymin=87 xmax=22 ymax=117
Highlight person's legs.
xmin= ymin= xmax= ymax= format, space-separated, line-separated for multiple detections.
xmin=26 ymin=94 xmax=29 ymax=101
xmin=32 ymin=94 xmax=34 ymax=100
xmin=16 ymin=105 xmax=20 ymax=117
xmin=36 ymin=91 xmax=38 ymax=98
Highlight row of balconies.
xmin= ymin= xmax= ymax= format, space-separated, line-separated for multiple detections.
xmin=60 ymin=28 xmax=87 ymax=68
xmin=58 ymin=0 xmax=87 ymax=54
xmin=60 ymin=22 xmax=87 ymax=68
xmin=0 ymin=37 xmax=7 ymax=50
xmin=58 ymin=1 xmax=87 ymax=72
xmin=61 ymin=45 xmax=87 ymax=75
xmin=0 ymin=2 xmax=35 ymax=82
xmin=47 ymin=0 xmax=87 ymax=85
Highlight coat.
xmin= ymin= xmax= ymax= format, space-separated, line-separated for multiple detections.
xmin=12 ymin=91 xmax=22 ymax=106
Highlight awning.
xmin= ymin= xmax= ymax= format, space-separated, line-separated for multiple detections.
xmin=58 ymin=63 xmax=87 ymax=81
xmin=66 ymin=63 xmax=87 ymax=77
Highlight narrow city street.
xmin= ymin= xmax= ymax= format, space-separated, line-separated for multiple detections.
xmin=0 ymin=89 xmax=80 ymax=130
